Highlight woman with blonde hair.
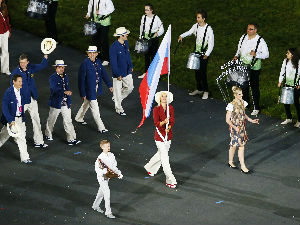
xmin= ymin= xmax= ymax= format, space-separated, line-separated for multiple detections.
xmin=144 ymin=91 xmax=177 ymax=188
xmin=226 ymin=86 xmax=259 ymax=174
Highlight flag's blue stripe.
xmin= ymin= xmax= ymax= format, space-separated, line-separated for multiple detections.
xmin=147 ymin=52 xmax=160 ymax=87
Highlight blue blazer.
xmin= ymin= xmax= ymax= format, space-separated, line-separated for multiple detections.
xmin=78 ymin=57 xmax=112 ymax=101
xmin=109 ymin=40 xmax=133 ymax=78
xmin=48 ymin=73 xmax=72 ymax=109
xmin=1 ymin=86 xmax=26 ymax=125
xmin=11 ymin=57 xmax=48 ymax=105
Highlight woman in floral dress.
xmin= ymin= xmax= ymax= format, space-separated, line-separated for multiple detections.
xmin=226 ymin=86 xmax=259 ymax=174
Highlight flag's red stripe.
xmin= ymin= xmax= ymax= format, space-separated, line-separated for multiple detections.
xmin=160 ymin=57 xmax=169 ymax=75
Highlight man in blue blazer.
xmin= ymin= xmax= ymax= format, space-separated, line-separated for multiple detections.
xmin=45 ymin=60 xmax=81 ymax=145
xmin=75 ymin=46 xmax=113 ymax=133
xmin=0 ymin=74 xmax=31 ymax=163
xmin=11 ymin=53 xmax=48 ymax=148
xmin=109 ymin=27 xmax=134 ymax=116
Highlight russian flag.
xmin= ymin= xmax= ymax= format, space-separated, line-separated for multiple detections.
xmin=137 ymin=25 xmax=171 ymax=129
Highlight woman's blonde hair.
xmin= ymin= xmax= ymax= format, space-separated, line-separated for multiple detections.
xmin=232 ymin=86 xmax=242 ymax=95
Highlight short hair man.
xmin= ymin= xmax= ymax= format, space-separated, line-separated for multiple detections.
xmin=0 ymin=74 xmax=31 ymax=163
xmin=233 ymin=23 xmax=269 ymax=116
xmin=11 ymin=53 xmax=49 ymax=148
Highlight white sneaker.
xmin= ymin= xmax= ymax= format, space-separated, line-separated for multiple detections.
xmin=294 ymin=121 xmax=300 ymax=128
xmin=5 ymin=71 xmax=11 ymax=76
xmin=92 ymin=206 xmax=104 ymax=213
xmin=138 ymin=73 xmax=146 ymax=79
xmin=106 ymin=213 xmax=116 ymax=219
xmin=251 ymin=110 xmax=259 ymax=116
xmin=281 ymin=119 xmax=292 ymax=125
xmin=102 ymin=61 xmax=109 ymax=66
xmin=189 ymin=90 xmax=203 ymax=96
xmin=202 ymin=92 xmax=209 ymax=99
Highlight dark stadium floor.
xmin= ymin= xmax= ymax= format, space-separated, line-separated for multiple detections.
xmin=0 ymin=30 xmax=299 ymax=225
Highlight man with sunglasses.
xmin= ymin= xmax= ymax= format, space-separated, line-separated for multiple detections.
xmin=233 ymin=23 xmax=269 ymax=116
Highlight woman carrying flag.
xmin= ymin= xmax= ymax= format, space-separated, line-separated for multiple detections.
xmin=144 ymin=91 xmax=177 ymax=189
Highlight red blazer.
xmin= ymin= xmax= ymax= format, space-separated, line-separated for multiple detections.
xmin=153 ymin=105 xmax=175 ymax=142
xmin=0 ymin=11 xmax=11 ymax=34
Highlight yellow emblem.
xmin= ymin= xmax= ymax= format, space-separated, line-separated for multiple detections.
xmin=31 ymin=74 xmax=34 ymax=78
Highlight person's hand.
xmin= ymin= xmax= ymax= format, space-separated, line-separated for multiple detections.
xmin=8 ymin=31 xmax=11 ymax=38
xmin=251 ymin=118 xmax=259 ymax=124
xmin=153 ymin=32 xmax=158 ymax=38
xmin=10 ymin=121 xmax=15 ymax=126
xmin=82 ymin=96 xmax=86 ymax=100
xmin=163 ymin=118 xmax=169 ymax=125
xmin=44 ymin=55 xmax=48 ymax=59
xmin=278 ymin=82 xmax=282 ymax=88
xmin=96 ymin=10 xmax=99 ymax=14
xmin=296 ymin=85 xmax=300 ymax=90
xmin=118 ymin=174 xmax=123 ymax=179
xmin=131 ymin=68 xmax=134 ymax=72
xmin=178 ymin=36 xmax=182 ymax=42
xmin=250 ymin=50 xmax=256 ymax=57
xmin=233 ymin=56 xmax=238 ymax=61
xmin=64 ymin=91 xmax=72 ymax=96
xmin=85 ymin=15 xmax=90 ymax=19
xmin=102 ymin=168 xmax=108 ymax=174
xmin=117 ymin=76 xmax=122 ymax=81
xmin=203 ymin=55 xmax=208 ymax=60
xmin=109 ymin=87 xmax=113 ymax=93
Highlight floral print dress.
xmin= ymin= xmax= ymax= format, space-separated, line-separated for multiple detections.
xmin=226 ymin=99 xmax=248 ymax=147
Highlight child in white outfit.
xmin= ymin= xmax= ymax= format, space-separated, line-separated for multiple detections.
xmin=92 ymin=140 xmax=123 ymax=219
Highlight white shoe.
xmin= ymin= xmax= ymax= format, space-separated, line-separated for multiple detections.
xmin=251 ymin=110 xmax=260 ymax=116
xmin=189 ymin=90 xmax=203 ymax=96
xmin=294 ymin=121 xmax=300 ymax=128
xmin=138 ymin=73 xmax=146 ymax=79
xmin=202 ymin=92 xmax=209 ymax=99
xmin=106 ymin=213 xmax=116 ymax=219
xmin=281 ymin=119 xmax=292 ymax=125
xmin=92 ymin=206 xmax=104 ymax=214
xmin=5 ymin=71 xmax=11 ymax=76
xmin=102 ymin=61 xmax=109 ymax=66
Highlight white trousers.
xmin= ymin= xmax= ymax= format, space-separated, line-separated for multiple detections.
xmin=45 ymin=106 xmax=76 ymax=142
xmin=0 ymin=31 xmax=9 ymax=74
xmin=144 ymin=140 xmax=177 ymax=185
xmin=0 ymin=117 xmax=30 ymax=161
xmin=92 ymin=180 xmax=112 ymax=215
xmin=24 ymin=98 xmax=44 ymax=145
xmin=75 ymin=99 xmax=106 ymax=131
xmin=113 ymin=74 xmax=134 ymax=113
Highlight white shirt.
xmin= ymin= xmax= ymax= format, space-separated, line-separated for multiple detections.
xmin=139 ymin=15 xmax=164 ymax=38
xmin=180 ymin=23 xmax=214 ymax=56
xmin=235 ymin=34 xmax=269 ymax=61
xmin=279 ymin=59 xmax=300 ymax=86
xmin=226 ymin=100 xmax=248 ymax=112
xmin=95 ymin=152 xmax=122 ymax=182
xmin=87 ymin=0 xmax=115 ymax=17
xmin=13 ymin=87 xmax=22 ymax=117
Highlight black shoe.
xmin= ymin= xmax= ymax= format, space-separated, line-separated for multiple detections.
xmin=227 ymin=163 xmax=239 ymax=169
xmin=241 ymin=169 xmax=253 ymax=174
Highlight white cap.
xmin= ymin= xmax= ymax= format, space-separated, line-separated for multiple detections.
xmin=52 ymin=60 xmax=67 ymax=67
xmin=155 ymin=91 xmax=174 ymax=105
xmin=41 ymin=38 xmax=57 ymax=54
xmin=86 ymin=46 xmax=99 ymax=52
xmin=113 ymin=27 xmax=130 ymax=37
